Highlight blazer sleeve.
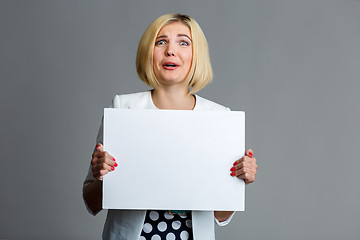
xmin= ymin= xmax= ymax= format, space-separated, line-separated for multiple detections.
xmin=82 ymin=95 xmax=120 ymax=215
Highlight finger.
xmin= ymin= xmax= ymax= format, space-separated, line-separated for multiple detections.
xmin=93 ymin=161 xmax=115 ymax=173
xmin=94 ymin=169 xmax=109 ymax=181
xmin=99 ymin=169 xmax=109 ymax=177
xmin=92 ymin=151 xmax=117 ymax=167
xmin=92 ymin=154 xmax=114 ymax=170
xmin=232 ymin=161 xmax=249 ymax=171
xmin=233 ymin=156 xmax=256 ymax=169
xmin=242 ymin=156 xmax=256 ymax=164
xmin=235 ymin=166 xmax=257 ymax=176
xmin=231 ymin=163 xmax=253 ymax=175
xmin=244 ymin=179 xmax=252 ymax=185
xmin=233 ymin=158 xmax=257 ymax=171
xmin=232 ymin=157 xmax=243 ymax=166
xmin=96 ymin=143 xmax=104 ymax=152
xmin=93 ymin=166 xmax=113 ymax=181
xmin=236 ymin=172 xmax=255 ymax=183
xmin=231 ymin=164 xmax=256 ymax=176
xmin=232 ymin=154 xmax=246 ymax=166
xmin=104 ymin=152 xmax=118 ymax=167
xmin=92 ymin=151 xmax=106 ymax=161
xmin=245 ymin=149 xmax=254 ymax=158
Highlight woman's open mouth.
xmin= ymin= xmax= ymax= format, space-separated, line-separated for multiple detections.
xmin=163 ymin=62 xmax=179 ymax=70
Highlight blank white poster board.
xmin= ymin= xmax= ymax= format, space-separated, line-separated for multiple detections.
xmin=103 ymin=109 xmax=245 ymax=211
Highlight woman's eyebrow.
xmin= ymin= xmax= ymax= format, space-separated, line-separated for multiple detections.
xmin=156 ymin=35 xmax=167 ymax=39
xmin=156 ymin=34 xmax=192 ymax=42
xmin=178 ymin=34 xmax=192 ymax=42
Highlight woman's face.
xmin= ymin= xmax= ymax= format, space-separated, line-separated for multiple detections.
xmin=153 ymin=21 xmax=193 ymax=87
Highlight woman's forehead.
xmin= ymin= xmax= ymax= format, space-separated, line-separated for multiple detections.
xmin=157 ymin=22 xmax=191 ymax=37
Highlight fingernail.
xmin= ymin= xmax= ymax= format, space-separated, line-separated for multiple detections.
xmin=112 ymin=158 xmax=116 ymax=161
xmin=230 ymin=167 xmax=236 ymax=171
xmin=111 ymin=166 xmax=115 ymax=171
xmin=230 ymin=172 xmax=236 ymax=176
xmin=249 ymin=152 xmax=253 ymax=157
xmin=233 ymin=162 xmax=238 ymax=166
xmin=114 ymin=162 xmax=118 ymax=167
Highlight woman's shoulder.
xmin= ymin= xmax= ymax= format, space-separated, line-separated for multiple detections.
xmin=111 ymin=91 xmax=154 ymax=109
xmin=195 ymin=95 xmax=230 ymax=111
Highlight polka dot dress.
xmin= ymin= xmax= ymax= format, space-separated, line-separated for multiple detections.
xmin=139 ymin=210 xmax=193 ymax=240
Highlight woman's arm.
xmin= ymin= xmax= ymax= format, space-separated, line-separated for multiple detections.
xmin=83 ymin=143 xmax=117 ymax=215
xmin=83 ymin=179 xmax=103 ymax=215
xmin=215 ymin=149 xmax=257 ymax=223
xmin=214 ymin=211 xmax=235 ymax=222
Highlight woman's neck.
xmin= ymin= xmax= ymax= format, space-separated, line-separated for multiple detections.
xmin=151 ymin=87 xmax=196 ymax=110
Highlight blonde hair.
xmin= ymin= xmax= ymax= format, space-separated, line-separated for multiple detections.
xmin=136 ymin=13 xmax=213 ymax=94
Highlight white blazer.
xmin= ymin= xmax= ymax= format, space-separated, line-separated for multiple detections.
xmin=83 ymin=91 xmax=234 ymax=240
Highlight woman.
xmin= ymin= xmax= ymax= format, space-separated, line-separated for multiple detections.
xmin=83 ymin=13 xmax=257 ymax=240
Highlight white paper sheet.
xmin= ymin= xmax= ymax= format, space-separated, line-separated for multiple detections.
xmin=103 ymin=109 xmax=245 ymax=211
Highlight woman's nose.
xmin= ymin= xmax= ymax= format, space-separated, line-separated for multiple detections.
xmin=165 ymin=45 xmax=175 ymax=56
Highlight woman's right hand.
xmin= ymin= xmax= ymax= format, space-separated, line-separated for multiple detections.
xmin=91 ymin=143 xmax=118 ymax=181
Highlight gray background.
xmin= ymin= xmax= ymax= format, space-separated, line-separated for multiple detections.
xmin=1 ymin=0 xmax=359 ymax=239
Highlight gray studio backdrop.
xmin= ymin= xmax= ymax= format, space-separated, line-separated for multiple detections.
xmin=1 ymin=0 xmax=359 ymax=239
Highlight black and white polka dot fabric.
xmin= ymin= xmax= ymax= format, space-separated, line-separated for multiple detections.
xmin=139 ymin=210 xmax=193 ymax=240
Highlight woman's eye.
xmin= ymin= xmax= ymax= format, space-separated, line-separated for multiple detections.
xmin=156 ymin=40 xmax=166 ymax=45
xmin=180 ymin=41 xmax=189 ymax=46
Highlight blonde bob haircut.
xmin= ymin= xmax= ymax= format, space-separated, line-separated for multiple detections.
xmin=136 ymin=13 xmax=213 ymax=94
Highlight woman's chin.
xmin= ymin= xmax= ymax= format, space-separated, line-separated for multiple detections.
xmin=157 ymin=78 xmax=188 ymax=87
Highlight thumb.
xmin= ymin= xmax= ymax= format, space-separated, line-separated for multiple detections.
xmin=245 ymin=148 xmax=253 ymax=158
xmin=95 ymin=143 xmax=104 ymax=152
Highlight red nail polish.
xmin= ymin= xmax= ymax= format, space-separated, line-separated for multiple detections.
xmin=230 ymin=167 xmax=236 ymax=171
xmin=114 ymin=162 xmax=118 ymax=167
xmin=112 ymin=158 xmax=116 ymax=161
xmin=249 ymin=152 xmax=253 ymax=157
xmin=111 ymin=166 xmax=115 ymax=171
xmin=233 ymin=162 xmax=238 ymax=166
xmin=230 ymin=172 xmax=236 ymax=176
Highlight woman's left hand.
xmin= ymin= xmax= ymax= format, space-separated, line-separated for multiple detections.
xmin=230 ymin=149 xmax=257 ymax=184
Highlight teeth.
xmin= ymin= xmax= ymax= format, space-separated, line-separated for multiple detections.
xmin=165 ymin=64 xmax=176 ymax=67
